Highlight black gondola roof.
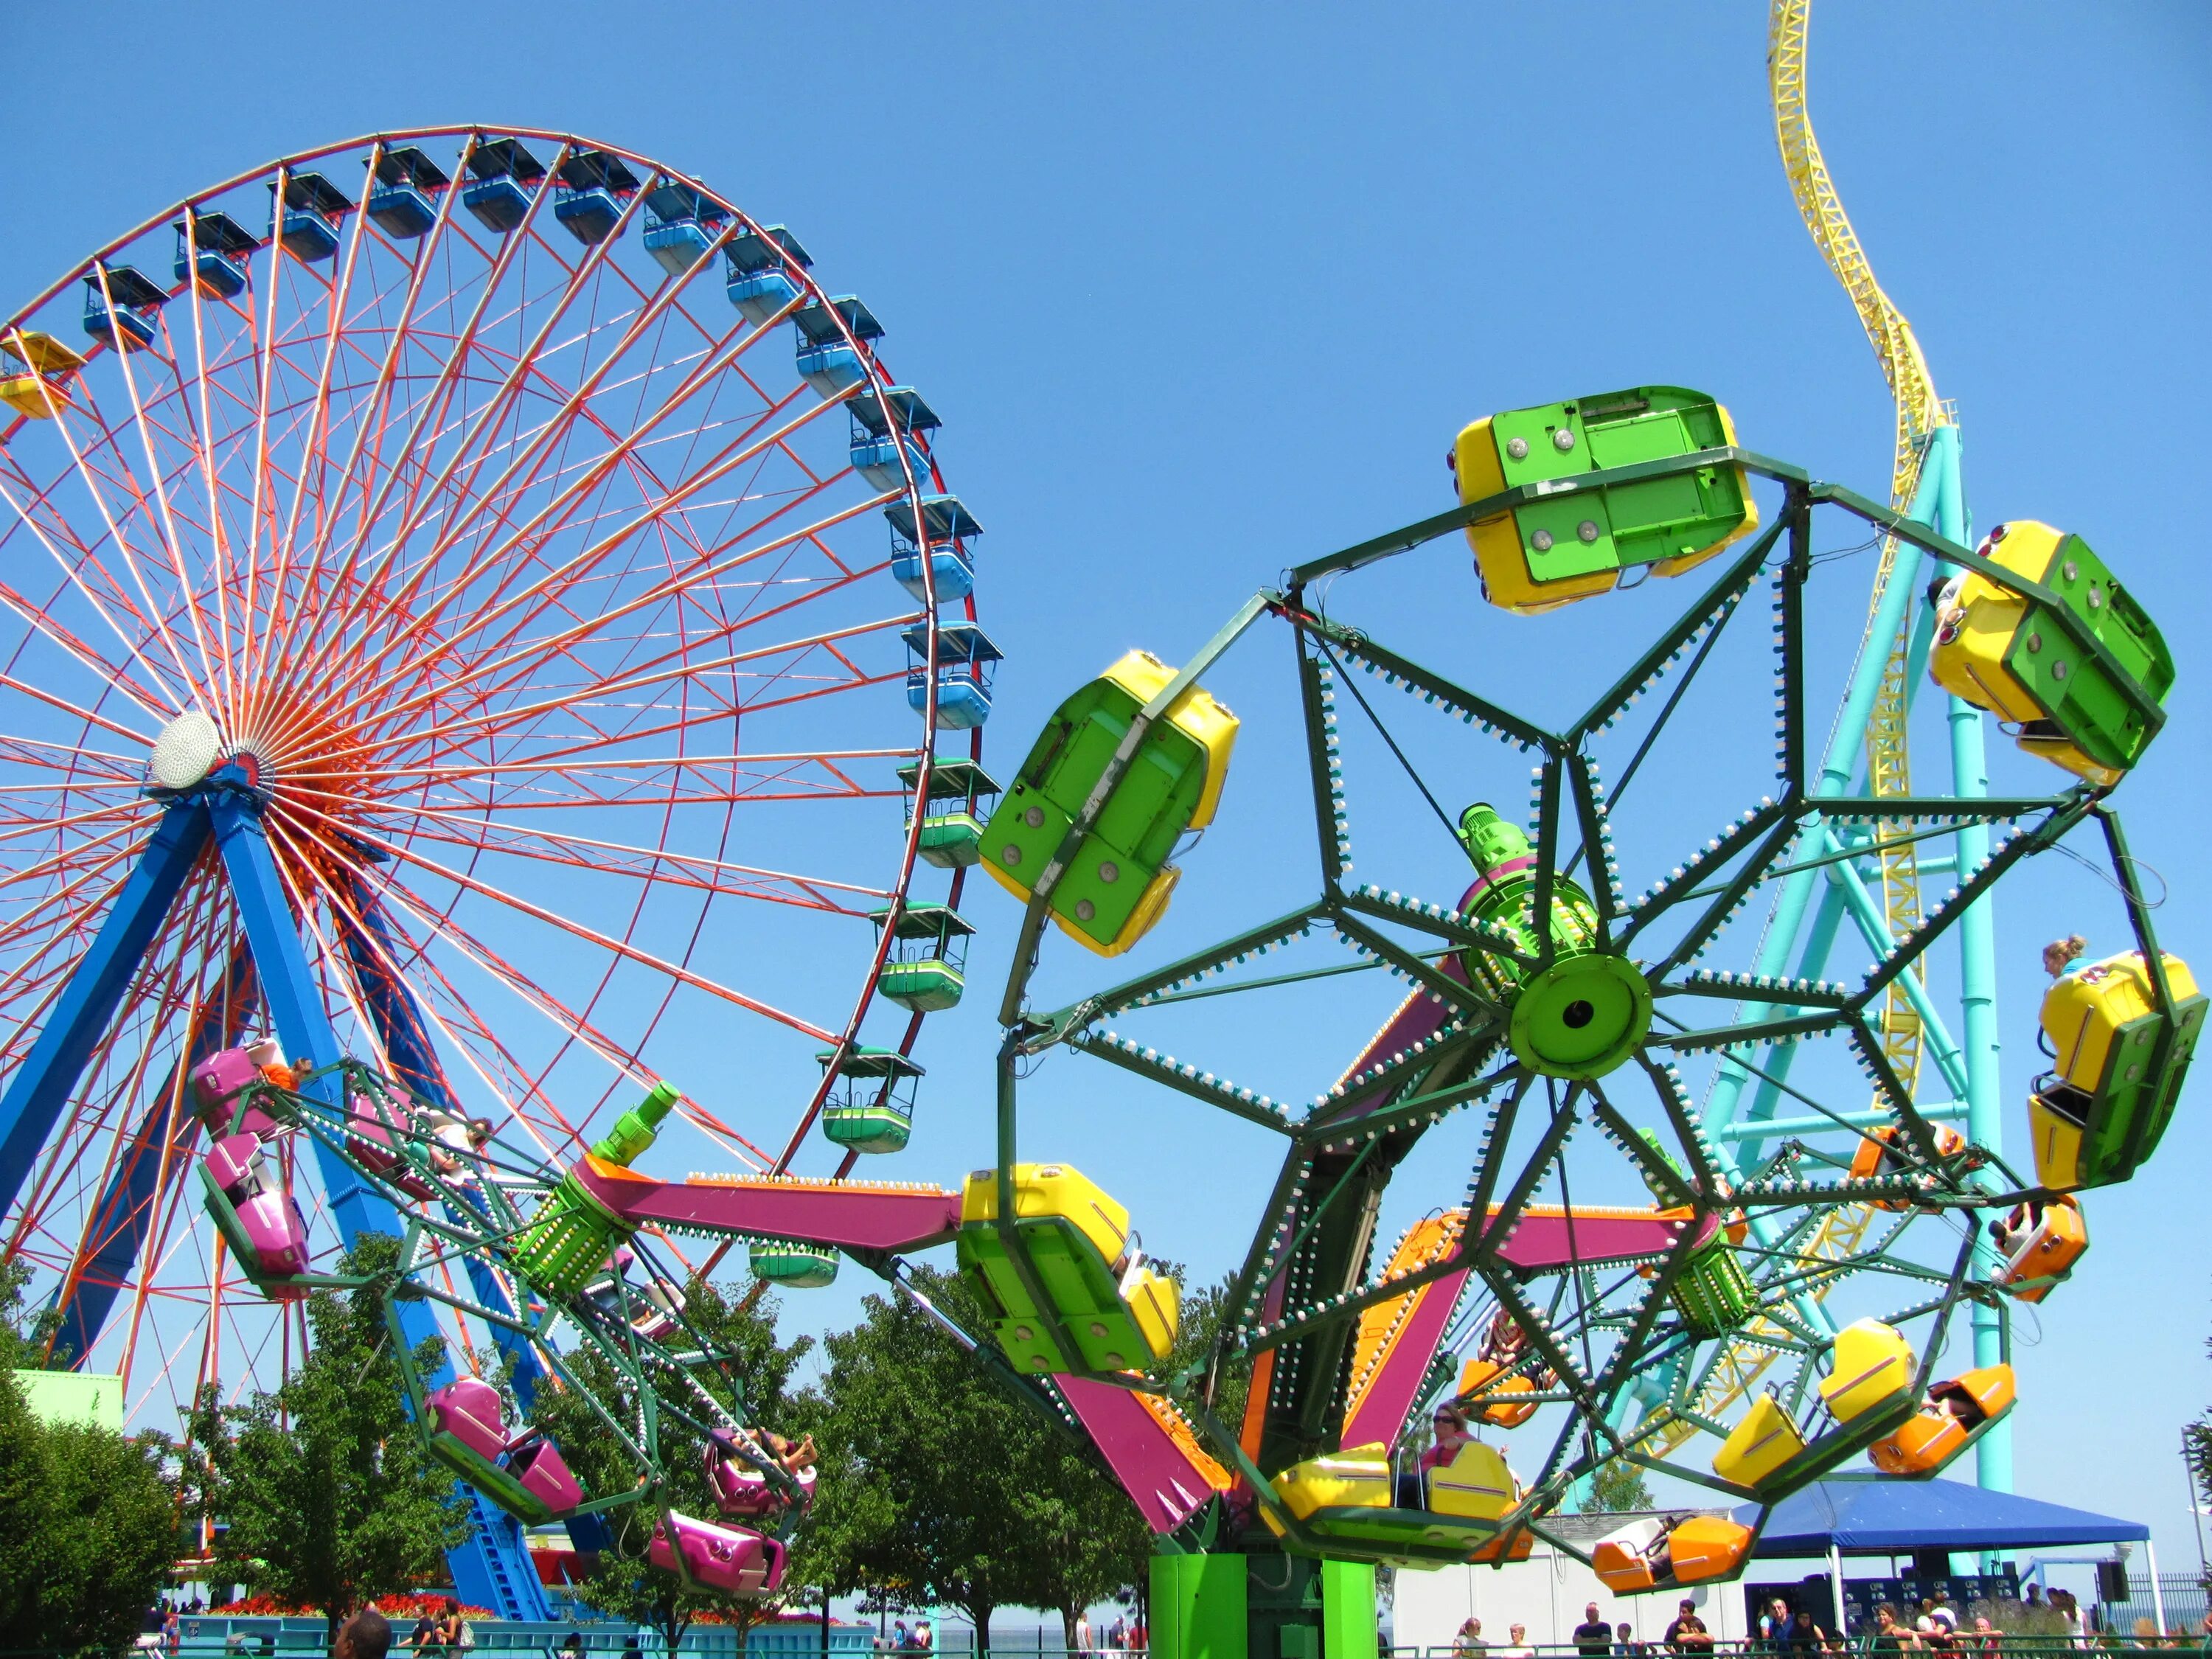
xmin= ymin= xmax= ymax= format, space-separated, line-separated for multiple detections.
xmin=794 ymin=294 xmax=883 ymax=344
xmin=557 ymin=149 xmax=641 ymax=193
xmin=644 ymin=181 xmax=727 ymax=224
xmin=372 ymin=146 xmax=451 ymax=191
xmin=726 ymin=223 xmax=812 ymax=274
xmin=275 ymin=172 xmax=355 ymax=215
xmin=902 ymin=622 xmax=1002 ymax=665
xmin=85 ymin=265 xmax=167 ymax=309
xmin=867 ymin=904 xmax=977 ymax=940
xmin=894 ymin=758 xmax=1001 ymax=800
xmin=849 ymin=386 xmax=942 ymax=437
xmin=815 ymin=1044 xmax=926 ymax=1079
xmin=173 ymin=211 xmax=258 ymax=255
xmin=465 ymin=137 xmax=546 ymax=184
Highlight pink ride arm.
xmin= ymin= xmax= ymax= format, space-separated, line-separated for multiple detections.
xmin=571 ymin=1161 xmax=962 ymax=1252
xmin=1056 ymin=1374 xmax=1232 ymax=1533
xmin=1338 ymin=1206 xmax=1719 ymax=1451
xmin=1339 ymin=1259 xmax=1472 ymax=1451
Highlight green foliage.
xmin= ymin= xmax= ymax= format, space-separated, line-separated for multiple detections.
xmin=0 ymin=1262 xmax=179 ymax=1652
xmin=807 ymin=1265 xmax=1152 ymax=1653
xmin=1586 ymin=1458 xmax=1653 ymax=1513
xmin=1166 ymin=1269 xmax=1251 ymax=1458
xmin=531 ymin=1275 xmax=814 ymax=1654
xmin=187 ymin=1234 xmax=468 ymax=1638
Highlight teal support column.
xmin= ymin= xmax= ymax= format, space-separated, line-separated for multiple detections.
xmin=1705 ymin=470 xmax=1942 ymax=1144
xmin=1922 ymin=426 xmax=2011 ymax=1498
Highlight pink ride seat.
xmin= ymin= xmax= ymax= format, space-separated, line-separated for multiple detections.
xmin=506 ymin=1434 xmax=585 ymax=1514
xmin=427 ymin=1378 xmax=509 ymax=1461
xmin=650 ymin=1512 xmax=785 ymax=1595
xmin=192 ymin=1048 xmax=277 ymax=1136
xmin=204 ymin=1130 xmax=265 ymax=1198
xmin=235 ymin=1189 xmax=311 ymax=1279
xmin=192 ymin=1047 xmax=259 ymax=1113
xmin=706 ymin=1434 xmax=816 ymax=1516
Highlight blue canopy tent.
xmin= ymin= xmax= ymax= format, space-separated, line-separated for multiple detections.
xmin=1736 ymin=1481 xmax=2161 ymax=1635
xmin=1743 ymin=1479 xmax=2149 ymax=1557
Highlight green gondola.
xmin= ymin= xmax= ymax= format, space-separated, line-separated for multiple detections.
xmin=749 ymin=1239 xmax=840 ymax=1289
xmin=818 ymin=1045 xmax=923 ymax=1154
xmin=897 ymin=757 xmax=1001 ymax=869
xmin=872 ymin=904 xmax=973 ymax=1012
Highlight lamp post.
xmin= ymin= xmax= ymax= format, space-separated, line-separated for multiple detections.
xmin=2185 ymin=1428 xmax=2208 ymax=1579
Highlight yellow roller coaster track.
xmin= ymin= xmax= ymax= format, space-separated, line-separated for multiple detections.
xmin=1651 ymin=1 xmax=1946 ymax=1456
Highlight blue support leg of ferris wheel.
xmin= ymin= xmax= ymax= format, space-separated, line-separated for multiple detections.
xmin=47 ymin=947 xmax=259 ymax=1367
xmin=0 ymin=797 xmax=212 ymax=1220
xmin=206 ymin=780 xmax=552 ymax=1618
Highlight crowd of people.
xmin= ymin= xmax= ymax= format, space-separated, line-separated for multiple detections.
xmin=1444 ymin=1585 xmax=2207 ymax=1657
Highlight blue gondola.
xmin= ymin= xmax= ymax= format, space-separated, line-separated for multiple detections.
xmin=641 ymin=182 xmax=729 ymax=278
xmin=886 ymin=494 xmax=979 ymax=604
xmin=793 ymin=295 xmax=882 ymax=397
xmin=462 ymin=138 xmax=546 ymax=234
xmin=82 ymin=265 xmax=167 ymax=352
xmin=172 ymin=211 xmax=257 ymax=300
xmin=850 ymin=386 xmax=940 ymax=491
xmin=724 ymin=224 xmax=812 ymax=324
xmin=270 ymin=173 xmax=353 ymax=262
xmin=366 ymin=147 xmax=451 ymax=239
xmin=554 ymin=149 xmax=641 ymax=246
xmin=902 ymin=623 xmax=1001 ymax=730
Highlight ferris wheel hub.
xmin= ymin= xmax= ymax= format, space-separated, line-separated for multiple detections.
xmin=147 ymin=709 xmax=222 ymax=792
xmin=1506 ymin=950 xmax=1652 ymax=1080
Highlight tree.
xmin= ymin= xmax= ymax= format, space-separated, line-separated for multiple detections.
xmin=1586 ymin=1458 xmax=1653 ymax=1512
xmin=1168 ymin=1270 xmax=1251 ymax=1467
xmin=810 ymin=1265 xmax=1153 ymax=1655
xmin=531 ymin=1274 xmax=814 ymax=1655
xmin=0 ymin=1262 xmax=179 ymax=1652
xmin=188 ymin=1235 xmax=469 ymax=1640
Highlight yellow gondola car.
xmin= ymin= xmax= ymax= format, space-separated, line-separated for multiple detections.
xmin=0 ymin=332 xmax=86 ymax=420
xmin=1927 ymin=521 xmax=2172 ymax=785
xmin=983 ymin=650 xmax=1238 ymax=956
xmin=1868 ymin=1366 xmax=2015 ymax=1477
xmin=1270 ymin=1442 xmax=1391 ymax=1520
xmin=1452 ymin=386 xmax=1758 ymax=614
xmin=956 ymin=1164 xmax=1178 ymax=1373
xmin=2031 ymin=951 xmax=2205 ymax=1189
xmin=1427 ymin=1441 xmax=1518 ymax=1522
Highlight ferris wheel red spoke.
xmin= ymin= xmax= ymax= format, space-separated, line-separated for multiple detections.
xmin=389 ymin=810 xmax=890 ymax=914
xmin=279 ymin=799 xmax=837 ymax=1041
xmin=277 ymin=810 xmax=776 ymax=1167
xmin=100 ymin=299 xmax=223 ymax=699
xmin=291 ymin=380 xmax=866 ymax=740
xmin=274 ymin=319 xmax=813 ymax=736
xmin=0 ymin=472 xmax=191 ymax=720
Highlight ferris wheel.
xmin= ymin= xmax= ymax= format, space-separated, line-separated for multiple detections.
xmin=0 ymin=128 xmax=995 ymax=1613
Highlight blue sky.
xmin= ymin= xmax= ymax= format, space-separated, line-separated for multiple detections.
xmin=4 ymin=0 xmax=2210 ymax=1587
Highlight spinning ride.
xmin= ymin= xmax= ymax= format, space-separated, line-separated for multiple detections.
xmin=0 ymin=127 xmax=994 ymax=1613
xmin=961 ymin=381 xmax=2189 ymax=1652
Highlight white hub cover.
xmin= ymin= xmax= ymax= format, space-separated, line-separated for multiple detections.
xmin=147 ymin=709 xmax=223 ymax=792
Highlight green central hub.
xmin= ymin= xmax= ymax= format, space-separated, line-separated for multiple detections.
xmin=1507 ymin=949 xmax=1651 ymax=1079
